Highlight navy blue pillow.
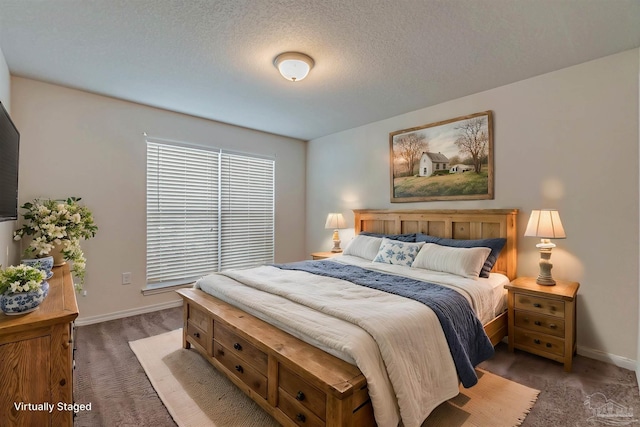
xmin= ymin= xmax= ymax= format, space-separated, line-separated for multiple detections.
xmin=415 ymin=234 xmax=506 ymax=278
xmin=360 ymin=231 xmax=417 ymax=242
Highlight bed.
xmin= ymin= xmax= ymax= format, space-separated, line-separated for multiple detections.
xmin=177 ymin=209 xmax=518 ymax=427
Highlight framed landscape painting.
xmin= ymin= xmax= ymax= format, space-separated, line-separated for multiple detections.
xmin=389 ymin=110 xmax=494 ymax=202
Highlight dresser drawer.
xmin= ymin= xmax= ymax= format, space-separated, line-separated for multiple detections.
xmin=214 ymin=323 xmax=268 ymax=373
xmin=186 ymin=322 xmax=208 ymax=350
xmin=279 ymin=364 xmax=326 ymax=421
xmin=514 ymin=311 xmax=565 ymax=338
xmin=278 ymin=388 xmax=325 ymax=427
xmin=514 ymin=294 xmax=564 ymax=318
xmin=514 ymin=328 xmax=564 ymax=357
xmin=213 ymin=341 xmax=268 ymax=399
xmin=188 ymin=304 xmax=211 ymax=333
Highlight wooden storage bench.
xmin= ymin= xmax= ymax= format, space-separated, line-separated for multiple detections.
xmin=177 ymin=288 xmax=376 ymax=427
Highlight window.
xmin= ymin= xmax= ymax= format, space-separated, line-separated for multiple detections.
xmin=146 ymin=139 xmax=275 ymax=289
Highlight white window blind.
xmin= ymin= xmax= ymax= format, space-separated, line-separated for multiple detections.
xmin=146 ymin=139 xmax=274 ymax=288
xmin=220 ymin=152 xmax=275 ymax=270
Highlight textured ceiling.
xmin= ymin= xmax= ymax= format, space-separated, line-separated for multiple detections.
xmin=0 ymin=0 xmax=639 ymax=141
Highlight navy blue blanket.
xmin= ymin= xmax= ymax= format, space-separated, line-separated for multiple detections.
xmin=273 ymin=260 xmax=494 ymax=387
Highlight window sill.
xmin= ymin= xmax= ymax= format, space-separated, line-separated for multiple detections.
xmin=141 ymin=282 xmax=195 ymax=296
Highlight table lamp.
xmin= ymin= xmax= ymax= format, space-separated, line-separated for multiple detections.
xmin=524 ymin=209 xmax=566 ymax=285
xmin=325 ymin=213 xmax=346 ymax=252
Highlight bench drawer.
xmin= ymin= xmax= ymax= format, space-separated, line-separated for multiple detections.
xmin=279 ymin=364 xmax=326 ymax=421
xmin=188 ymin=304 xmax=211 ymax=332
xmin=213 ymin=341 xmax=267 ymax=399
xmin=186 ymin=322 xmax=207 ymax=350
xmin=278 ymin=388 xmax=325 ymax=427
xmin=214 ymin=323 xmax=267 ymax=373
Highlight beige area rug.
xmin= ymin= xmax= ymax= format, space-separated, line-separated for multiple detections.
xmin=130 ymin=329 xmax=539 ymax=427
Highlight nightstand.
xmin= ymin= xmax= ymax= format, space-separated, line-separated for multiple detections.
xmin=310 ymin=251 xmax=341 ymax=260
xmin=505 ymin=277 xmax=579 ymax=372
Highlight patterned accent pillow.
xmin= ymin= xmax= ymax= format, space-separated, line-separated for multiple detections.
xmin=372 ymin=238 xmax=424 ymax=267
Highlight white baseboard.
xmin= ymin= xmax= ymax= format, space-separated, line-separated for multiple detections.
xmin=577 ymin=345 xmax=637 ymax=371
xmin=74 ymin=299 xmax=182 ymax=327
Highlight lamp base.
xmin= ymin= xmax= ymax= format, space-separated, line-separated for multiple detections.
xmin=535 ymin=276 xmax=556 ymax=286
xmin=536 ymin=247 xmax=556 ymax=286
xmin=331 ymin=230 xmax=342 ymax=253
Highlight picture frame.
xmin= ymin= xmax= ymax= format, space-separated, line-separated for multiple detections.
xmin=389 ymin=110 xmax=494 ymax=202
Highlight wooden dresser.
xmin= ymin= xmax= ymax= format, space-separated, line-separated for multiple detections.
xmin=0 ymin=264 xmax=78 ymax=426
xmin=505 ymin=277 xmax=579 ymax=372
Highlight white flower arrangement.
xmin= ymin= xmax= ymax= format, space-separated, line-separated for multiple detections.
xmin=14 ymin=197 xmax=98 ymax=291
xmin=0 ymin=264 xmax=46 ymax=295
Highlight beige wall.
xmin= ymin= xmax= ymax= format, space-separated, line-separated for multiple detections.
xmin=11 ymin=77 xmax=306 ymax=321
xmin=307 ymin=49 xmax=640 ymax=365
xmin=0 ymin=45 xmax=18 ymax=269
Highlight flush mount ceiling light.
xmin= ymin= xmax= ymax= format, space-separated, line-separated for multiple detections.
xmin=273 ymin=52 xmax=314 ymax=82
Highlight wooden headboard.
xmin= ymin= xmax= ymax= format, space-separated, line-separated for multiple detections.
xmin=353 ymin=209 xmax=518 ymax=280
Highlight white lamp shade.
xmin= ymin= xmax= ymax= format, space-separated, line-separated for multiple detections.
xmin=524 ymin=209 xmax=566 ymax=239
xmin=325 ymin=213 xmax=346 ymax=229
xmin=274 ymin=52 xmax=314 ymax=82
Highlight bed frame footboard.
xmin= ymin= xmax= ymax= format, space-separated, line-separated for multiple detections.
xmin=177 ymin=288 xmax=375 ymax=427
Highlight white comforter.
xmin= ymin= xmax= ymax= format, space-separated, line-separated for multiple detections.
xmin=196 ymin=256 xmax=504 ymax=427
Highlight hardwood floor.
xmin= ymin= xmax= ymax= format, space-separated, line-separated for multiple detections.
xmin=74 ymin=307 xmax=640 ymax=427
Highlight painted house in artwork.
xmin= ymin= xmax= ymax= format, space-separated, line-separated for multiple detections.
xmin=449 ymin=164 xmax=474 ymax=173
xmin=419 ymin=152 xmax=450 ymax=177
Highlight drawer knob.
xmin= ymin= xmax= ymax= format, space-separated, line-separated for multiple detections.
xmin=193 ymin=332 xmax=200 ymax=338
xmin=296 ymin=391 xmax=306 ymax=401
xmin=296 ymin=413 xmax=306 ymax=422
xmin=534 ymin=339 xmax=541 ymax=345
xmin=549 ymin=324 xmax=557 ymax=329
xmin=534 ymin=321 xmax=542 ymax=326
xmin=233 ymin=342 xmax=242 ymax=351
xmin=217 ymin=348 xmax=225 ymax=356
xmin=546 ymin=343 xmax=552 ymax=348
xmin=235 ymin=365 xmax=244 ymax=374
xmin=533 ymin=303 xmax=542 ymax=308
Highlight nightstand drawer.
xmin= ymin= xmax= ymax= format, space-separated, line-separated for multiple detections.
xmin=514 ymin=311 xmax=565 ymax=338
xmin=514 ymin=294 xmax=564 ymax=318
xmin=514 ymin=328 xmax=564 ymax=357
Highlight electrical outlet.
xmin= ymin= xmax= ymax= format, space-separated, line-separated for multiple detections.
xmin=122 ymin=272 xmax=132 ymax=285
xmin=82 ymin=290 xmax=88 ymax=297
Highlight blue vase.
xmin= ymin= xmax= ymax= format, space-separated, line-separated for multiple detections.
xmin=0 ymin=281 xmax=49 ymax=315
xmin=20 ymin=256 xmax=54 ymax=276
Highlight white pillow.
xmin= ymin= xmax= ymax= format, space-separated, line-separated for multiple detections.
xmin=343 ymin=235 xmax=383 ymax=260
xmin=372 ymin=238 xmax=424 ymax=267
xmin=411 ymin=243 xmax=491 ymax=279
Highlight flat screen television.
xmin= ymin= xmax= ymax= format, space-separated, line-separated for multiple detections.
xmin=0 ymin=101 xmax=19 ymax=222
